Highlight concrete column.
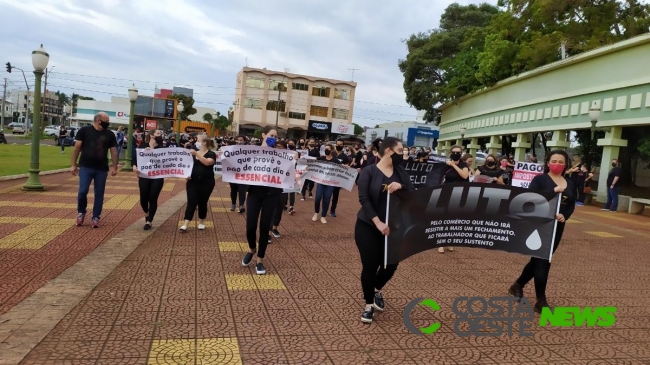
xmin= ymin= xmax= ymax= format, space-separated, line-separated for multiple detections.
xmin=485 ymin=135 xmax=502 ymax=156
xmin=595 ymin=126 xmax=628 ymax=203
xmin=511 ymin=133 xmax=532 ymax=162
xmin=467 ymin=137 xmax=481 ymax=170
xmin=545 ymin=130 xmax=571 ymax=150
xmin=441 ymin=140 xmax=451 ymax=156
xmin=455 ymin=139 xmax=463 ymax=150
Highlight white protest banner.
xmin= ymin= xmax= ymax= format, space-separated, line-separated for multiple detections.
xmin=300 ymin=160 xmax=359 ymax=192
xmin=213 ymin=159 xmax=222 ymax=175
xmin=511 ymin=161 xmax=544 ymax=188
xmin=219 ymin=145 xmax=297 ymax=189
xmin=283 ymin=161 xmax=309 ymax=193
xmin=136 ymin=147 xmax=193 ymax=179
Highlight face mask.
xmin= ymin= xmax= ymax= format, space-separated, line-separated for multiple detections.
xmin=336 ymin=145 xmax=343 ymax=151
xmin=486 ymin=161 xmax=496 ymax=167
xmin=548 ymin=163 xmax=565 ymax=175
xmin=195 ymin=141 xmax=202 ymax=149
xmin=308 ymin=144 xmax=314 ymax=148
xmin=450 ymin=152 xmax=462 ymax=161
xmin=612 ymin=162 xmax=617 ymax=167
xmin=154 ymin=136 xmax=163 ymax=145
xmin=237 ymin=140 xmax=245 ymax=145
xmin=266 ymin=136 xmax=277 ymax=147
xmin=324 ymin=149 xmax=332 ymax=156
xmin=288 ymin=145 xmax=295 ymax=150
xmin=390 ymin=151 xmax=402 ymax=166
xmin=100 ymin=121 xmax=110 ymax=130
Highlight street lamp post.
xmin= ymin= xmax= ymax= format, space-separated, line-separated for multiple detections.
xmin=123 ymin=84 xmax=138 ymax=171
xmin=459 ymin=126 xmax=467 ymax=151
xmin=176 ymin=100 xmax=184 ymax=135
xmin=23 ymin=45 xmax=49 ymax=191
xmin=589 ymin=102 xmax=603 ymax=139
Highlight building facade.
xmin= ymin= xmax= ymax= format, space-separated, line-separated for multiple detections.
xmin=8 ymin=89 xmax=63 ymax=126
xmin=233 ymin=67 xmax=357 ymax=139
xmin=364 ymin=122 xmax=440 ymax=148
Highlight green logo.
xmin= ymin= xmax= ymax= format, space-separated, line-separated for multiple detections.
xmin=403 ymin=298 xmax=441 ymax=335
xmin=540 ymin=306 xmax=617 ymax=327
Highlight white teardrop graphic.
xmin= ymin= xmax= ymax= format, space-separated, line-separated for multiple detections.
xmin=525 ymin=230 xmax=542 ymax=250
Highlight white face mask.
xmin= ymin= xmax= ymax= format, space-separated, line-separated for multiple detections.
xmin=195 ymin=141 xmax=202 ymax=149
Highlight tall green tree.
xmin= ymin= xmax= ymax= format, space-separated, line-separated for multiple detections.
xmin=167 ymin=94 xmax=197 ymax=120
xmin=353 ymin=123 xmax=364 ymax=135
xmin=202 ymin=111 xmax=231 ymax=133
xmin=398 ymin=3 xmax=500 ymax=124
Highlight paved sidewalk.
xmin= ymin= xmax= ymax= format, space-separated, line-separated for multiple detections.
xmin=0 ymin=173 xmax=185 ymax=316
xmin=3 ymin=177 xmax=650 ymax=364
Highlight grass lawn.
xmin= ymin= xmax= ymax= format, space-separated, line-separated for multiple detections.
xmin=0 ymin=144 xmax=72 ymax=176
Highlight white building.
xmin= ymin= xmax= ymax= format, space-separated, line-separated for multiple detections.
xmin=233 ymin=67 xmax=357 ymax=139
xmin=364 ymin=121 xmax=440 ymax=148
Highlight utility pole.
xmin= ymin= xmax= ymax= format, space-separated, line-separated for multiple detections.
xmin=1 ymin=78 xmax=7 ymax=130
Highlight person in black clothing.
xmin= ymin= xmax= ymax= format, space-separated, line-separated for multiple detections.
xmin=312 ymin=144 xmax=342 ymax=224
xmin=269 ymin=140 xmax=292 ymax=238
xmin=301 ymin=138 xmax=320 ymax=200
xmin=285 ymin=140 xmax=298 ymax=215
xmin=474 ymin=154 xmax=504 ymax=184
xmin=508 ymin=149 xmax=576 ymax=313
xmin=575 ymin=163 xmax=594 ymax=206
xmin=603 ymin=158 xmax=622 ymax=212
xmin=439 ymin=144 xmax=470 ymax=253
xmin=71 ymin=112 xmax=119 ymax=228
xmin=229 ymin=135 xmax=248 ymax=214
xmin=329 ymin=139 xmax=351 ymax=217
xmin=132 ymin=129 xmax=166 ymax=230
xmin=241 ymin=125 xmax=283 ymax=275
xmin=59 ymin=126 xmax=68 ymax=153
xmin=180 ymin=133 xmax=217 ymax=232
xmin=356 ymin=137 xmax=415 ymax=323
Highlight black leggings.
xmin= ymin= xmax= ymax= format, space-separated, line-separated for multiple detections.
xmin=184 ymin=178 xmax=215 ymax=221
xmin=286 ymin=192 xmax=295 ymax=207
xmin=331 ymin=187 xmax=341 ymax=213
xmin=229 ymin=183 xmax=247 ymax=206
xmin=354 ymin=218 xmax=398 ymax=304
xmin=301 ymin=180 xmax=314 ymax=197
xmin=516 ymin=223 xmax=565 ymax=299
xmin=246 ymin=192 xmax=280 ymax=258
xmin=138 ymin=178 xmax=164 ymax=222
xmin=576 ymin=180 xmax=585 ymax=203
xmin=271 ymin=193 xmax=288 ymax=228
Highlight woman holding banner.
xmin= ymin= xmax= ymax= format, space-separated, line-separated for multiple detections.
xmin=229 ymin=135 xmax=248 ymax=214
xmin=179 ymin=133 xmax=217 ymax=232
xmin=439 ymin=144 xmax=470 ymax=253
xmin=312 ymin=144 xmax=342 ymax=224
xmin=356 ymin=137 xmax=414 ymax=323
xmin=475 ymin=154 xmax=504 ymax=184
xmin=241 ymin=126 xmax=283 ymax=275
xmin=132 ymin=129 xmax=166 ymax=230
xmin=508 ymin=149 xmax=575 ymax=313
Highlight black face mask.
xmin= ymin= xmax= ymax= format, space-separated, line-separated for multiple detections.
xmin=308 ymin=144 xmax=315 ymax=148
xmin=390 ymin=151 xmax=402 ymax=166
xmin=324 ymin=149 xmax=332 ymax=156
xmin=336 ymin=145 xmax=343 ymax=151
xmin=450 ymin=152 xmax=462 ymax=161
xmin=154 ymin=136 xmax=163 ymax=145
xmin=100 ymin=121 xmax=110 ymax=130
xmin=288 ymin=145 xmax=295 ymax=150
xmin=612 ymin=163 xmax=617 ymax=167
xmin=486 ymin=161 xmax=496 ymax=167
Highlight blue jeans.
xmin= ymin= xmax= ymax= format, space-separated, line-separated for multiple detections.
xmin=605 ymin=186 xmax=620 ymax=211
xmin=77 ymin=167 xmax=108 ymax=219
xmin=314 ymin=184 xmax=335 ymax=216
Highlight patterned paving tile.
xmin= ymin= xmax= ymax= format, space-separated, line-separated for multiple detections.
xmin=225 ymin=274 xmax=287 ymax=290
xmin=585 ymin=231 xmax=624 ymax=238
xmin=148 ymin=338 xmax=242 ymax=365
xmin=219 ymin=242 xmax=249 ymax=252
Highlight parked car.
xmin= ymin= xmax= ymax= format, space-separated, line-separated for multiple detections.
xmin=44 ymin=125 xmax=60 ymax=137
xmin=54 ymin=127 xmax=77 ymax=146
xmin=12 ymin=123 xmax=26 ymax=134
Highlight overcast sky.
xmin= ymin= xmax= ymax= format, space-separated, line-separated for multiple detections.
xmin=0 ymin=0 xmax=493 ymax=127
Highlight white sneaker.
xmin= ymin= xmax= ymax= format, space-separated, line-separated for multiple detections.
xmin=320 ymin=217 xmax=327 ymax=224
xmin=448 ymin=247 xmax=454 ymax=252
xmin=312 ymin=213 xmax=319 ymax=222
xmin=197 ymin=224 xmax=206 ymax=230
xmin=179 ymin=225 xmax=187 ymax=232
xmin=438 ymin=247 xmax=444 ymax=253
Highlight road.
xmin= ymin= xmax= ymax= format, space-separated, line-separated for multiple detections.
xmin=3 ymin=133 xmax=57 ymax=145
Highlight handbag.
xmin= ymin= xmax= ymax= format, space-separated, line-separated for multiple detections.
xmin=583 ymin=186 xmax=592 ymax=194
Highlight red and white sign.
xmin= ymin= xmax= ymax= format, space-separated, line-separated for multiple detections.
xmin=145 ymin=120 xmax=158 ymax=130
xmin=512 ymin=161 xmax=544 ymax=188
xmin=117 ymin=111 xmax=129 ymax=118
xmin=332 ymin=122 xmax=352 ymax=134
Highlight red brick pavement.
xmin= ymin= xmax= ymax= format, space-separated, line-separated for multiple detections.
xmin=0 ymin=173 xmax=185 ymax=316
xmin=7 ymin=178 xmax=650 ymax=364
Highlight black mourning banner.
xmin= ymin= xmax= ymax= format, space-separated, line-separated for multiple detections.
xmin=402 ymin=159 xmax=447 ymax=189
xmin=385 ymin=183 xmax=560 ymax=266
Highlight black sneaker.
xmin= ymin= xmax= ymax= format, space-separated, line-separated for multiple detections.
xmin=372 ymin=292 xmax=385 ymax=312
xmin=242 ymin=252 xmax=254 ymax=266
xmin=271 ymin=229 xmax=281 ymax=238
xmin=238 ymin=206 xmax=246 ymax=214
xmin=508 ymin=282 xmax=524 ymax=301
xmin=534 ymin=297 xmax=551 ymax=314
xmin=361 ymin=307 xmax=374 ymax=323
xmin=330 ymin=211 xmax=337 ymax=217
xmin=256 ymin=262 xmax=266 ymax=275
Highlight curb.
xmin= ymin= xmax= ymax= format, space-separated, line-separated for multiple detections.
xmin=0 ymin=169 xmax=69 ymax=182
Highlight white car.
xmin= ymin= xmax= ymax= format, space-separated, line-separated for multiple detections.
xmin=44 ymin=126 xmax=61 ymax=137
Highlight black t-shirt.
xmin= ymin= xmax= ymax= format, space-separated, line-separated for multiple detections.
xmin=307 ymin=148 xmax=320 ymax=158
xmin=59 ymin=129 xmax=67 ymax=139
xmin=529 ymin=174 xmax=575 ymax=220
xmin=75 ymin=126 xmax=118 ymax=171
xmin=443 ymin=161 xmax=469 ymax=184
xmin=576 ymin=170 xmax=587 ymax=186
xmin=477 ymin=165 xmax=503 ymax=181
xmin=354 ymin=151 xmax=363 ymax=166
xmin=190 ymin=150 xmax=217 ymax=180
xmin=335 ymin=152 xmax=350 ymax=165
xmin=378 ymin=172 xmax=401 ymax=223
xmin=607 ymin=166 xmax=622 ymax=187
